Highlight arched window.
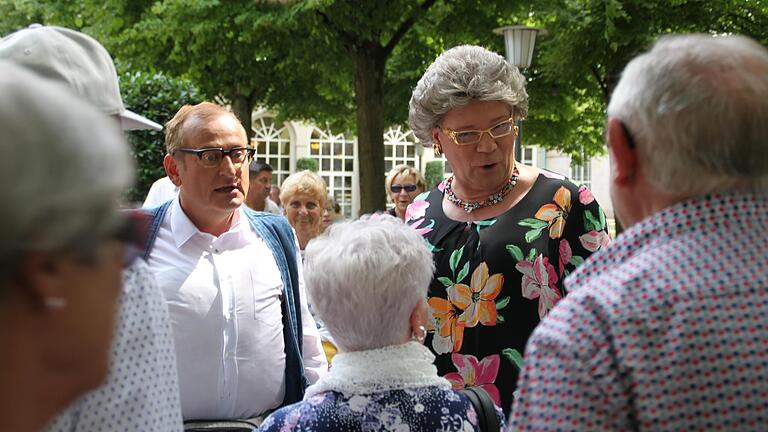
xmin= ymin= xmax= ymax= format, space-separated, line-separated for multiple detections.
xmin=309 ymin=128 xmax=356 ymax=218
xmin=383 ymin=126 xmax=418 ymax=174
xmin=252 ymin=116 xmax=292 ymax=186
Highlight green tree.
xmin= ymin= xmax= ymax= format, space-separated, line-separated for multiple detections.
xmin=2 ymin=0 xmax=765 ymax=211
xmin=522 ymin=0 xmax=768 ymax=161
xmin=79 ymin=0 xmax=526 ymax=214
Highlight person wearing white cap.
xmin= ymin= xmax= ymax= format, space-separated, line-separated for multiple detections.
xmin=0 ymin=25 xmax=183 ymax=432
xmin=0 ymin=62 xmax=135 ymax=432
xmin=0 ymin=24 xmax=162 ymax=131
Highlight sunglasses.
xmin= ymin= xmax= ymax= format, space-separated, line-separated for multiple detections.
xmin=391 ymin=184 xmax=418 ymax=193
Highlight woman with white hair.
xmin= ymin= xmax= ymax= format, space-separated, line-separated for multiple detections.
xmin=258 ymin=215 xmax=503 ymax=431
xmin=406 ymin=45 xmax=609 ymax=413
xmin=385 ymin=164 xmax=427 ymax=220
xmin=0 ymin=64 xmax=135 ymax=431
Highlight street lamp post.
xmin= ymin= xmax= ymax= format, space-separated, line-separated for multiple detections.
xmin=494 ymin=25 xmax=541 ymax=163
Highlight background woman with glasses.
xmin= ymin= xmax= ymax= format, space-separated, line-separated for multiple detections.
xmin=407 ymin=45 xmax=610 ymax=414
xmin=385 ymin=165 xmax=427 ymax=220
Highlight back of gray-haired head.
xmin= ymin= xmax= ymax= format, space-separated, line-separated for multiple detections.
xmin=409 ymin=44 xmax=529 ymax=146
xmin=608 ymin=34 xmax=768 ymax=194
xmin=303 ymin=214 xmax=434 ymax=352
xmin=0 ymin=62 xmax=133 ymax=279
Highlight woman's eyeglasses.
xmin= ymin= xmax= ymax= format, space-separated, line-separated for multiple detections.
xmin=174 ymin=147 xmax=255 ymax=168
xmin=442 ymin=115 xmax=518 ymax=146
xmin=391 ymin=184 xmax=418 ymax=193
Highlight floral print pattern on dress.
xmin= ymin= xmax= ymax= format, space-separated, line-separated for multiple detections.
xmin=428 ymin=296 xmax=466 ymax=354
xmin=445 ymin=353 xmax=502 ymax=406
xmin=449 ymin=263 xmax=503 ymax=328
xmin=533 ymin=186 xmax=572 ymax=239
xmin=516 ymin=254 xmax=562 ymax=319
xmin=418 ymin=173 xmax=608 ymax=414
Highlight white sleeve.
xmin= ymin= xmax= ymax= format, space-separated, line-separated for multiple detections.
xmin=292 ymin=234 xmax=328 ymax=384
xmin=143 ymin=177 xmax=179 ymax=208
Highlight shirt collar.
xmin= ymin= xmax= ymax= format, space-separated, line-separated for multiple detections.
xmin=169 ymin=196 xmax=245 ymax=248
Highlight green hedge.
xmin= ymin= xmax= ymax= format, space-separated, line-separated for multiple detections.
xmin=296 ymin=157 xmax=319 ymax=172
xmin=121 ymin=71 xmax=203 ymax=203
xmin=425 ymin=160 xmax=445 ymax=189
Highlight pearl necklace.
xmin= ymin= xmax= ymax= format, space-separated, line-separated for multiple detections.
xmin=444 ymin=166 xmax=520 ymax=213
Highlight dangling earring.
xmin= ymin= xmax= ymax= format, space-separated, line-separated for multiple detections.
xmin=412 ymin=325 xmax=427 ymax=343
xmin=433 ymin=143 xmax=442 ymax=157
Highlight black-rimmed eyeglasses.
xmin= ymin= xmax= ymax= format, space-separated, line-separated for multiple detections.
xmin=174 ymin=147 xmax=255 ymax=168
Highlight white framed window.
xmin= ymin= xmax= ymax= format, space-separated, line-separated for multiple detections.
xmin=520 ymin=145 xmax=537 ymax=167
xmin=252 ymin=116 xmax=292 ymax=185
xmin=571 ymin=154 xmax=591 ymax=188
xmin=383 ymin=126 xmax=418 ymax=174
xmin=309 ymin=128 xmax=355 ymax=218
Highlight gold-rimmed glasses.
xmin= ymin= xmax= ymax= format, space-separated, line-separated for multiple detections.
xmin=442 ymin=115 xmax=518 ymax=146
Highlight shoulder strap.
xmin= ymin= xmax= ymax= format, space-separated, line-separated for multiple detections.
xmin=137 ymin=201 xmax=173 ymax=261
xmin=461 ymin=387 xmax=500 ymax=432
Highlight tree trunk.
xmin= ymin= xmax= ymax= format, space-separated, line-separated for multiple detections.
xmin=353 ymin=42 xmax=387 ymax=215
xmin=231 ymin=93 xmax=254 ymax=140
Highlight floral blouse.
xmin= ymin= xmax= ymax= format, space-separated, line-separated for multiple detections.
xmin=258 ymin=387 xmax=502 ymax=432
xmin=258 ymin=342 xmax=504 ymax=431
xmin=405 ymin=171 xmax=609 ymax=414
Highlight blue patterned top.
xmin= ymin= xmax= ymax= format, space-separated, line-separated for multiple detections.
xmin=259 ymin=386 xmax=503 ymax=431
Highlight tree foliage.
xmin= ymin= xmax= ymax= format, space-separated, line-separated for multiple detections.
xmin=1 ymin=0 xmax=765 ymax=208
xmin=522 ymin=0 xmax=768 ymax=161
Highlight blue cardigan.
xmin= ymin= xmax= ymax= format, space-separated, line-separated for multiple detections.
xmin=138 ymin=202 xmax=308 ymax=408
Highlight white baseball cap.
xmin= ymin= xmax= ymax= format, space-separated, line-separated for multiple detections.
xmin=0 ymin=24 xmax=162 ymax=131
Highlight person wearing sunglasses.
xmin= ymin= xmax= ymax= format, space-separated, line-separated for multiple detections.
xmin=145 ymin=102 xmax=327 ymax=424
xmin=385 ymin=165 xmax=427 ymax=220
xmin=407 ymin=45 xmax=609 ymax=414
xmin=0 ymin=63 xmax=136 ymax=432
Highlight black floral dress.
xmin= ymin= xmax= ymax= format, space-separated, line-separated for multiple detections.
xmin=404 ymin=170 xmax=610 ymax=414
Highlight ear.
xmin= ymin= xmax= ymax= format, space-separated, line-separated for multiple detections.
xmin=409 ymin=299 xmax=428 ymax=333
xmin=17 ymin=251 xmax=67 ymax=311
xmin=606 ymin=118 xmax=638 ymax=187
xmin=431 ymin=128 xmax=443 ymax=146
xmin=164 ymin=154 xmax=182 ymax=187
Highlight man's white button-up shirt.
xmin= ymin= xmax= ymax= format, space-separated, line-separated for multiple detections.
xmin=148 ymin=198 xmax=326 ymax=420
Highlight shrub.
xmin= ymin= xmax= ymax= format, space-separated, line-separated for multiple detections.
xmin=296 ymin=157 xmax=319 ymax=172
xmin=424 ymin=160 xmax=445 ymax=189
xmin=120 ymin=70 xmax=204 ymax=204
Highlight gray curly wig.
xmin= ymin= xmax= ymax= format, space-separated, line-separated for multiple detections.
xmin=408 ymin=45 xmax=529 ymax=146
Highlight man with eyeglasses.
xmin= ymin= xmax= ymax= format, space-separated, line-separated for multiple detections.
xmin=142 ymin=102 xmax=327 ymax=423
xmin=0 ymin=24 xmax=183 ymax=432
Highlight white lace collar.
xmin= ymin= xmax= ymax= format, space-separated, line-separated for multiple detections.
xmin=304 ymin=341 xmax=451 ymax=399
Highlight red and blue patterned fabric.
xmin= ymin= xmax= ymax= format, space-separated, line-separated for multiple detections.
xmin=510 ymin=192 xmax=768 ymax=431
